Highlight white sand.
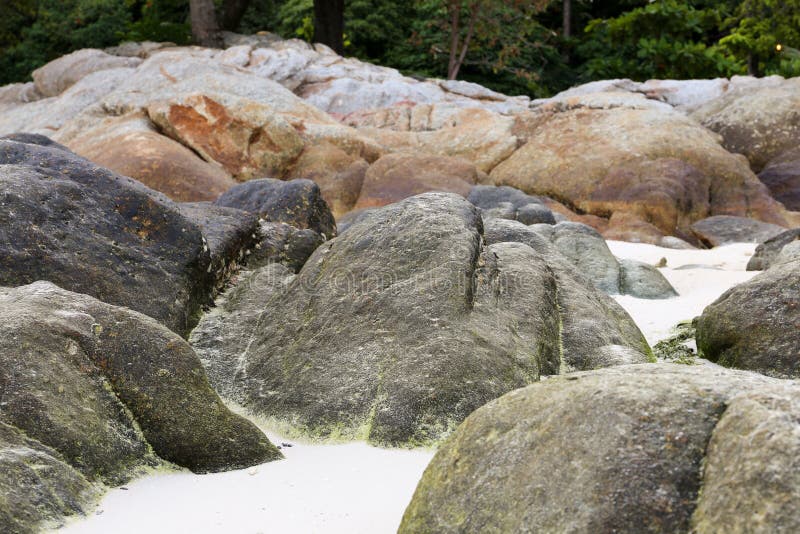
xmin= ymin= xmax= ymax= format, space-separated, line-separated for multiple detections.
xmin=53 ymin=242 xmax=758 ymax=534
xmin=608 ymin=241 xmax=758 ymax=344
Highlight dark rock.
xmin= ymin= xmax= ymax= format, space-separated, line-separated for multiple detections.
xmin=401 ymin=363 xmax=800 ymax=534
xmin=618 ymin=259 xmax=679 ymax=299
xmin=690 ymin=215 xmax=786 ymax=247
xmin=177 ymin=202 xmax=260 ymax=290
xmin=336 ymin=208 xmax=374 ymax=234
xmin=250 ymin=222 xmax=325 ymax=273
xmin=0 ymin=282 xmax=282 ymax=485
xmin=697 ymin=259 xmax=800 ymax=378
xmin=191 ymin=193 xmax=650 ymax=446
xmin=215 ymin=178 xmax=337 ymax=238
xmin=0 ymin=137 xmax=214 ymax=336
xmin=467 ymin=185 xmax=555 ymax=225
xmin=747 ymin=227 xmax=800 ymax=271
xmin=0 ymin=422 xmax=99 ymax=534
xmin=758 ymin=147 xmax=800 ymax=210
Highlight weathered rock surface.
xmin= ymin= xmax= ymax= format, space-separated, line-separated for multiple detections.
xmin=490 ymin=98 xmax=792 ymax=241
xmin=401 ymin=363 xmax=800 ymax=534
xmin=0 ymin=136 xmax=214 ymax=335
xmin=249 ymin=222 xmax=325 ymax=272
xmin=692 ymin=76 xmax=800 ymax=172
xmin=32 ymin=49 xmax=141 ymax=98
xmin=697 ymin=259 xmax=800 ymax=378
xmin=758 ymin=147 xmax=800 ymax=210
xmin=0 ymin=282 xmax=281 ymax=478
xmin=747 ymin=228 xmax=800 ymax=271
xmin=191 ymin=193 xmax=650 ymax=446
xmin=691 ymin=215 xmax=786 ymax=247
xmin=214 ymin=178 xmax=337 ymax=237
xmin=176 ymin=202 xmax=260 ymax=290
xmin=467 ymin=185 xmax=555 ymax=225
xmin=354 ymin=153 xmax=485 ymax=210
xmin=618 ymin=258 xmax=679 ymax=299
xmin=54 ymin=112 xmax=236 ymax=202
xmin=0 ymin=422 xmax=98 ymax=534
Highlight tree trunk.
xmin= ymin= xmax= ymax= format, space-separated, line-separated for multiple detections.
xmin=190 ymin=0 xmax=223 ymax=48
xmin=222 ymin=0 xmax=252 ymax=32
xmin=563 ymin=0 xmax=571 ymax=38
xmin=447 ymin=0 xmax=462 ymax=79
xmin=747 ymin=53 xmax=761 ymax=77
xmin=314 ymin=0 xmax=345 ymax=54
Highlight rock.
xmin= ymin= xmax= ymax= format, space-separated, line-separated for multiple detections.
xmin=177 ymin=202 xmax=261 ymax=290
xmin=400 ymin=363 xmax=800 ymax=534
xmin=618 ymin=258 xmax=679 ymax=299
xmin=692 ymin=76 xmax=800 ymax=172
xmin=602 ymin=211 xmax=667 ymax=245
xmin=0 ymin=136 xmax=214 ymax=336
xmin=490 ymin=100 xmax=791 ymax=240
xmin=286 ymin=143 xmax=368 ymax=217
xmin=0 ymin=282 xmax=281 ymax=481
xmin=697 ymin=259 xmax=800 ymax=378
xmin=747 ymin=228 xmax=800 ymax=271
xmin=191 ymin=193 xmax=650 ymax=446
xmin=249 ymin=222 xmax=326 ymax=272
xmin=335 ymin=208 xmax=375 ymax=234
xmin=214 ymin=178 xmax=337 ymax=238
xmin=54 ymin=111 xmax=237 ymax=202
xmin=758 ymin=147 xmax=800 ymax=210
xmin=659 ymin=236 xmax=698 ymax=250
xmin=775 ymin=241 xmax=800 ymax=264
xmin=354 ymin=153 xmax=484 ymax=210
xmin=0 ymin=422 xmax=98 ymax=534
xmin=690 ymin=215 xmax=786 ymax=247
xmin=467 ymin=185 xmax=555 ymax=225
xmin=32 ymin=49 xmax=141 ymax=97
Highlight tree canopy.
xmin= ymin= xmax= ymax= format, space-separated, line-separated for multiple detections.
xmin=1 ymin=0 xmax=798 ymax=97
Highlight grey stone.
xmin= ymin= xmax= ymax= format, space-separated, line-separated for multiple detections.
xmin=401 ymin=363 xmax=800 ymax=534
xmin=747 ymin=228 xmax=800 ymax=271
xmin=691 ymin=215 xmax=786 ymax=247
xmin=619 ymin=259 xmax=679 ymax=299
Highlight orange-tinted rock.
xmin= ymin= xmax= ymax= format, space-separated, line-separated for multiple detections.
xmin=490 ymin=102 xmax=790 ymax=239
xmin=603 ymin=212 xmax=667 ymax=245
xmin=54 ymin=112 xmax=236 ymax=202
xmin=354 ymin=153 xmax=485 ymax=210
xmin=287 ymin=142 xmax=368 ymax=217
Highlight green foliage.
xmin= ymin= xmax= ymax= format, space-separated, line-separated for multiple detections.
xmin=577 ymin=0 xmax=742 ymax=81
xmin=123 ymin=0 xmax=191 ymax=44
xmin=720 ymin=0 xmax=800 ymax=75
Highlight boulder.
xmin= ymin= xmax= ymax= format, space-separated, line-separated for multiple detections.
xmin=618 ymin=258 xmax=679 ymax=299
xmin=747 ymin=228 xmax=800 ymax=271
xmin=490 ymin=99 xmax=791 ymax=240
xmin=177 ymin=202 xmax=261 ymax=290
xmin=354 ymin=153 xmax=484 ymax=210
xmin=467 ymin=185 xmax=555 ymax=225
xmin=697 ymin=259 xmax=800 ymax=378
xmin=690 ymin=215 xmax=786 ymax=247
xmin=484 ymin=219 xmax=677 ymax=300
xmin=692 ymin=76 xmax=800 ymax=172
xmin=758 ymin=147 xmax=800 ymax=210
xmin=0 ymin=422 xmax=98 ymax=534
xmin=214 ymin=178 xmax=337 ymax=237
xmin=32 ymin=49 xmax=141 ymax=97
xmin=54 ymin=111 xmax=236 ymax=202
xmin=401 ymin=363 xmax=800 ymax=534
xmin=0 ymin=136 xmax=214 ymax=336
xmin=249 ymin=222 xmax=325 ymax=272
xmin=190 ymin=193 xmax=650 ymax=446
xmin=0 ymin=282 xmax=281 ymax=480
xmin=286 ymin=142 xmax=368 ymax=217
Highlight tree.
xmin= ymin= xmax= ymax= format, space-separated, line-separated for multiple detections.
xmin=190 ymin=0 xmax=223 ymax=47
xmin=314 ymin=0 xmax=345 ymax=53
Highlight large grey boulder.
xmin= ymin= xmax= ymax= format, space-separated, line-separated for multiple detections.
xmin=0 ymin=136 xmax=214 ymax=336
xmin=618 ymin=258 xmax=679 ymax=299
xmin=467 ymin=185 xmax=556 ymax=225
xmin=401 ymin=363 xmax=800 ymax=534
xmin=747 ymin=227 xmax=800 ymax=271
xmin=697 ymin=258 xmax=800 ymax=378
xmin=191 ymin=193 xmax=650 ymax=446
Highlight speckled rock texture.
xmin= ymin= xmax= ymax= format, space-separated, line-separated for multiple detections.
xmin=747 ymin=227 xmax=800 ymax=271
xmin=191 ymin=193 xmax=650 ymax=446
xmin=690 ymin=215 xmax=786 ymax=247
xmin=214 ymin=178 xmax=337 ymax=237
xmin=0 ymin=135 xmax=214 ymax=336
xmin=401 ymin=363 xmax=800 ymax=534
xmin=697 ymin=258 xmax=800 ymax=378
